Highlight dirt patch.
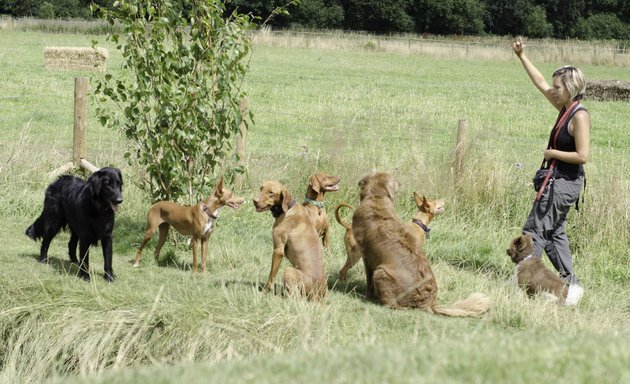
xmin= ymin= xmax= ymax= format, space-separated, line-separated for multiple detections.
xmin=587 ymin=80 xmax=630 ymax=102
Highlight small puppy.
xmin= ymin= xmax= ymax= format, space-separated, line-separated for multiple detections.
xmin=302 ymin=172 xmax=341 ymax=252
xmin=254 ymin=180 xmax=327 ymax=300
xmin=506 ymin=234 xmax=583 ymax=306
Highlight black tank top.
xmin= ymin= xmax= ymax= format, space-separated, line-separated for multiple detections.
xmin=549 ymin=105 xmax=587 ymax=178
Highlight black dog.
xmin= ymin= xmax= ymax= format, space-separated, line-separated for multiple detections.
xmin=26 ymin=167 xmax=123 ymax=281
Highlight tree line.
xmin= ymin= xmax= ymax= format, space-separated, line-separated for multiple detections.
xmin=1 ymin=0 xmax=629 ymax=40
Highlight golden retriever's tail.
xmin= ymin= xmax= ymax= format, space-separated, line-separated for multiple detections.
xmin=334 ymin=203 xmax=354 ymax=230
xmin=432 ymin=292 xmax=491 ymax=317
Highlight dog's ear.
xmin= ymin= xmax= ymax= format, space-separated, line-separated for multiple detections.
xmin=214 ymin=176 xmax=225 ymax=197
xmin=88 ymin=170 xmax=104 ymax=198
xmin=386 ymin=175 xmax=399 ymax=200
xmin=115 ymin=168 xmax=123 ymax=189
xmin=280 ymin=188 xmax=293 ymax=213
xmin=421 ymin=195 xmax=431 ymax=212
xmin=309 ymin=174 xmax=321 ymax=193
xmin=413 ymin=192 xmax=423 ymax=208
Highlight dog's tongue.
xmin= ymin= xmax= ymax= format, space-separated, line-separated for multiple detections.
xmin=111 ymin=202 xmax=119 ymax=213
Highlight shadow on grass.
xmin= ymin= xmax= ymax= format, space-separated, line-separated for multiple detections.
xmin=21 ymin=251 xmax=110 ymax=281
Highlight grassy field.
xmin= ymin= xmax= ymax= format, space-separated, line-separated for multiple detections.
xmin=0 ymin=30 xmax=629 ymax=383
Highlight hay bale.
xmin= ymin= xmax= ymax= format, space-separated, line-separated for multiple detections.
xmin=586 ymin=79 xmax=630 ymax=102
xmin=44 ymin=47 xmax=109 ymax=72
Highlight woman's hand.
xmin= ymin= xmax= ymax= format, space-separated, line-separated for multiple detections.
xmin=512 ymin=37 xmax=524 ymax=57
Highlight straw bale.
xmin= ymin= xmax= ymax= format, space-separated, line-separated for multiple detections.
xmin=44 ymin=47 xmax=109 ymax=72
xmin=587 ymin=79 xmax=630 ymax=102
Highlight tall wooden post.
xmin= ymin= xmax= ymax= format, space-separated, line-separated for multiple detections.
xmin=48 ymin=77 xmax=98 ymax=179
xmin=73 ymin=77 xmax=88 ymax=167
xmin=454 ymin=119 xmax=467 ymax=188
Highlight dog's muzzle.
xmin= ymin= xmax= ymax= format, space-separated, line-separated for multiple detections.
xmin=111 ymin=197 xmax=123 ymax=212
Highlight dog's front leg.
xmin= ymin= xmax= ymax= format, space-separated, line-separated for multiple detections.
xmin=78 ymin=241 xmax=91 ymax=281
xmin=192 ymin=237 xmax=199 ymax=273
xmin=201 ymin=237 xmax=209 ymax=273
xmin=264 ymin=248 xmax=284 ymax=293
xmin=68 ymin=231 xmax=79 ymax=263
xmin=101 ymin=234 xmax=115 ymax=282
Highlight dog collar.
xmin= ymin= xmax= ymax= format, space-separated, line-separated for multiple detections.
xmin=518 ymin=254 xmax=535 ymax=265
xmin=202 ymin=204 xmax=219 ymax=220
xmin=271 ymin=198 xmax=297 ymax=218
xmin=412 ymin=220 xmax=431 ymax=238
xmin=303 ymin=197 xmax=324 ymax=208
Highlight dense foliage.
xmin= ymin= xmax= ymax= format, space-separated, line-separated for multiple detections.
xmin=1 ymin=0 xmax=628 ymax=39
xmin=92 ymin=0 xmax=254 ymax=203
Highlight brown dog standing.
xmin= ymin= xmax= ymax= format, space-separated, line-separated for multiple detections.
xmin=254 ymin=181 xmax=327 ymax=300
xmin=336 ymin=192 xmax=444 ymax=281
xmin=351 ymin=172 xmax=490 ymax=316
xmin=507 ymin=234 xmax=583 ymax=305
xmin=302 ymin=172 xmax=341 ymax=252
xmin=133 ymin=177 xmax=244 ymax=272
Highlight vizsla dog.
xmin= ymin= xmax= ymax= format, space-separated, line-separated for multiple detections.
xmin=254 ymin=180 xmax=327 ymax=300
xmin=336 ymin=192 xmax=444 ymax=281
xmin=133 ymin=177 xmax=244 ymax=272
xmin=351 ymin=172 xmax=490 ymax=316
xmin=507 ymin=234 xmax=583 ymax=305
xmin=302 ymin=172 xmax=341 ymax=252
xmin=409 ymin=192 xmax=444 ymax=248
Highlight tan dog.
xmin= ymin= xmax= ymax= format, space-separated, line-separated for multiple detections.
xmin=302 ymin=172 xmax=341 ymax=252
xmin=133 ymin=177 xmax=244 ymax=272
xmin=335 ymin=203 xmax=361 ymax=281
xmin=507 ymin=234 xmax=583 ymax=305
xmin=336 ymin=192 xmax=444 ymax=281
xmin=351 ymin=172 xmax=490 ymax=316
xmin=409 ymin=192 xmax=445 ymax=248
xmin=254 ymin=180 xmax=327 ymax=300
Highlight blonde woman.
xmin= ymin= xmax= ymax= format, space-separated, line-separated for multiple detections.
xmin=512 ymin=37 xmax=590 ymax=286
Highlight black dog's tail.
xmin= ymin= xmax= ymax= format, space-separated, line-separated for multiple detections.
xmin=26 ymin=216 xmax=46 ymax=241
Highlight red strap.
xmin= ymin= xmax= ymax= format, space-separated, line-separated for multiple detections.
xmin=550 ymin=100 xmax=581 ymax=150
xmin=535 ymin=100 xmax=580 ymax=202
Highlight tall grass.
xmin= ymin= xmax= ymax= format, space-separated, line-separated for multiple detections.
xmin=0 ymin=30 xmax=629 ymax=383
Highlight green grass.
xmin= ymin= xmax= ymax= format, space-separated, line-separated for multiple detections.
xmin=0 ymin=30 xmax=629 ymax=383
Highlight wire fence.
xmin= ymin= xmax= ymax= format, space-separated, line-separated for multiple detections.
xmin=254 ymin=29 xmax=630 ymax=67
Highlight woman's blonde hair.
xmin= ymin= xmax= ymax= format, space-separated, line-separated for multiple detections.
xmin=552 ymin=66 xmax=586 ymax=100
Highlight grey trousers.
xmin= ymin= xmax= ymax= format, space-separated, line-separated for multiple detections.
xmin=522 ymin=176 xmax=583 ymax=284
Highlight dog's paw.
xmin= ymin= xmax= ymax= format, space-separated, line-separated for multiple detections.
xmin=104 ymin=272 xmax=116 ymax=282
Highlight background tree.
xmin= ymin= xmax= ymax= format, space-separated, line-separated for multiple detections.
xmin=93 ymin=0 xmax=254 ymax=203
xmin=341 ymin=0 xmax=414 ymax=33
xmin=484 ymin=0 xmax=534 ymax=36
xmin=525 ymin=5 xmax=553 ymax=38
xmin=286 ymin=0 xmax=344 ymax=29
xmin=414 ymin=0 xmax=485 ymax=35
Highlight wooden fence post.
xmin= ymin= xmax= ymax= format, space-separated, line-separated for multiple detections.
xmin=48 ymin=77 xmax=98 ymax=179
xmin=73 ymin=77 xmax=88 ymax=167
xmin=234 ymin=97 xmax=249 ymax=189
xmin=454 ymin=119 xmax=467 ymax=188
